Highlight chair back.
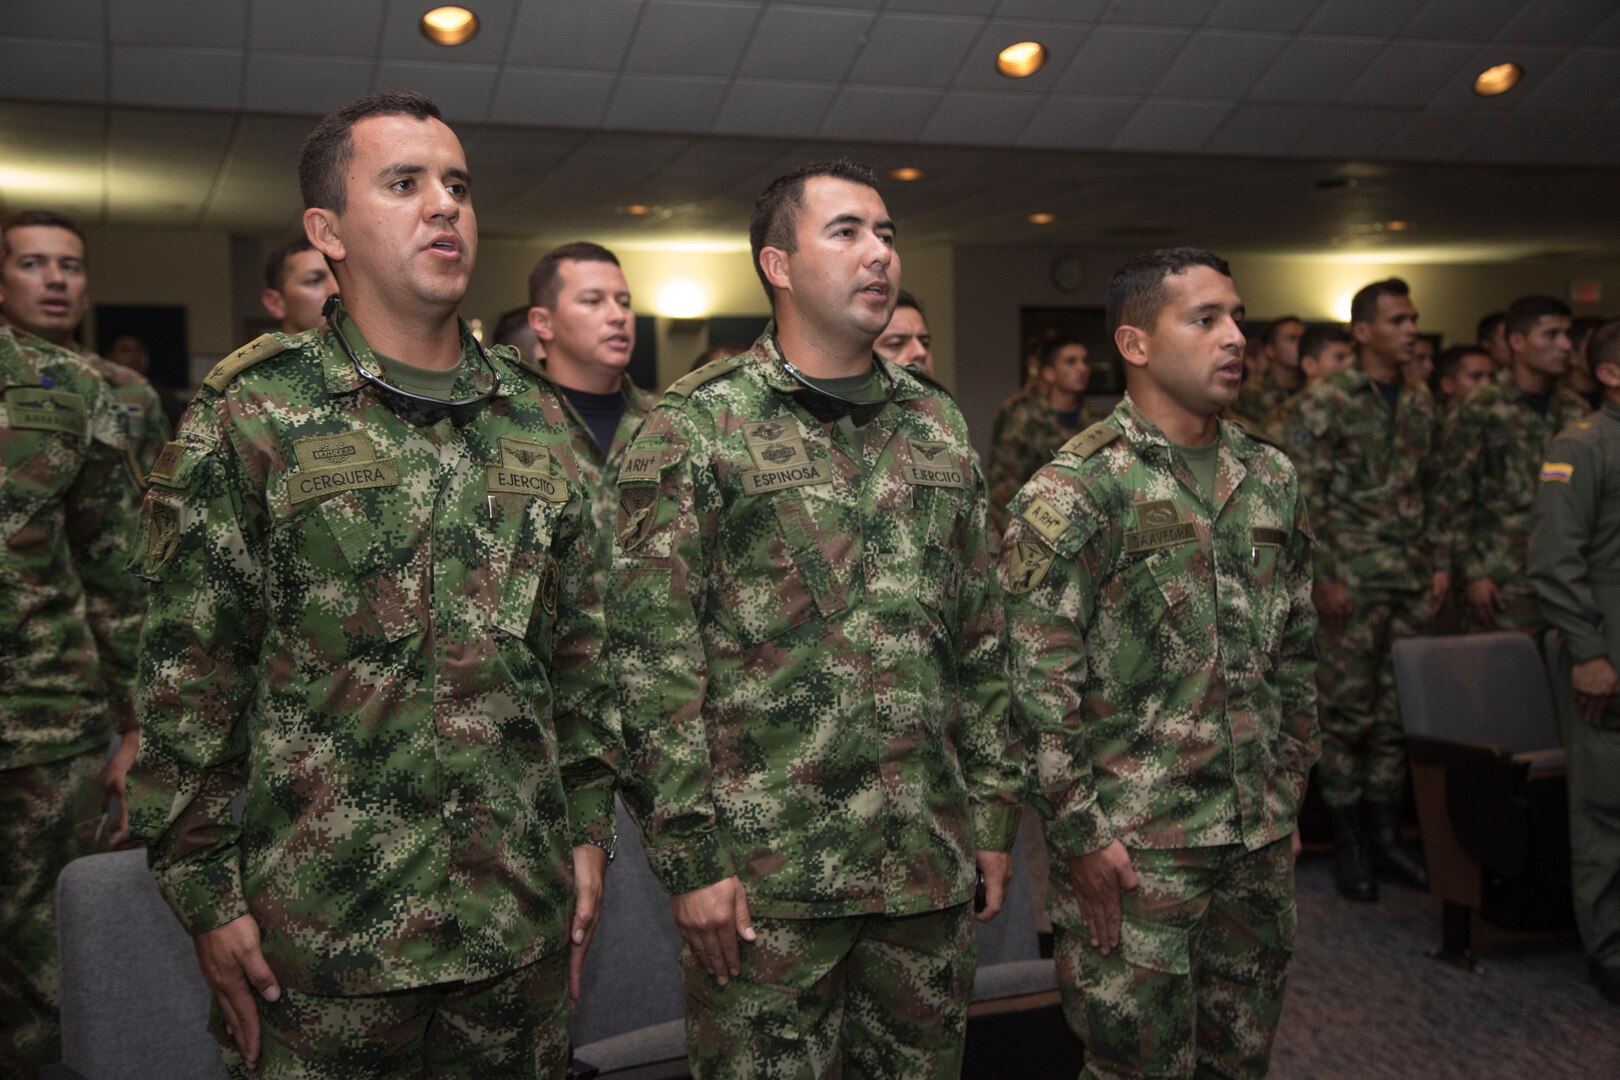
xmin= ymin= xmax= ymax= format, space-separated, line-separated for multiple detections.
xmin=1392 ymin=632 xmax=1561 ymax=752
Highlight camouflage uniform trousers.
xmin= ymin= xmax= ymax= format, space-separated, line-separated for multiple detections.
xmin=212 ymin=950 xmax=570 ymax=1080
xmin=1055 ymin=838 xmax=1295 ymax=1080
xmin=683 ymin=904 xmax=975 ymax=1080
xmin=0 ymin=748 xmax=105 ymax=1077
xmin=1315 ymin=586 xmax=1432 ymax=806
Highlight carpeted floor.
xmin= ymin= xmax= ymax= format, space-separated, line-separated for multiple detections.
xmin=1270 ymin=854 xmax=1620 ymax=1080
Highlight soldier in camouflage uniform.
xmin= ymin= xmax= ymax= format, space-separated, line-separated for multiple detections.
xmin=1002 ymin=249 xmax=1318 ymax=1080
xmin=1229 ymin=315 xmax=1304 ymax=425
xmin=260 ymin=235 xmax=336 ymax=335
xmin=0 ymin=322 xmax=144 ymax=1076
xmin=1293 ymin=278 xmax=1446 ymax=901
xmin=1530 ymin=318 xmax=1620 ymax=1007
xmin=1443 ymin=296 xmax=1588 ymax=635
xmin=125 ymin=92 xmax=620 ymax=1079
xmin=525 ymin=242 xmax=658 ymax=546
xmin=988 ymin=335 xmax=1104 ymax=535
xmin=608 ymin=161 xmax=1023 ymax=1079
xmin=1265 ymin=325 xmax=1355 ymax=458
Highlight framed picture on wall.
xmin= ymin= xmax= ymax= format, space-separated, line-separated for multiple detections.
xmin=1019 ymin=307 xmax=1120 ymax=395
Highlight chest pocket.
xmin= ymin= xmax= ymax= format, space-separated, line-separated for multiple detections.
xmin=0 ymin=422 xmax=85 ymax=544
xmin=906 ymin=455 xmax=973 ymax=615
xmin=489 ymin=489 xmax=567 ymax=645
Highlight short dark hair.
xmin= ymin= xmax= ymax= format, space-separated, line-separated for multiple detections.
xmin=1587 ymin=319 xmax=1620 ymax=373
xmin=749 ymin=159 xmax=878 ymax=305
xmin=1262 ymin=315 xmax=1304 ymax=347
xmin=1036 ymin=334 xmax=1085 ymax=371
xmin=1505 ymin=295 xmax=1572 ymax=340
xmin=1477 ymin=311 xmax=1506 ymax=344
xmin=1299 ymin=324 xmax=1352 ymax=361
xmin=492 ymin=307 xmax=534 ymax=350
xmin=1571 ymin=315 xmax=1607 ymax=352
xmin=528 ymin=241 xmax=620 ymax=308
xmin=299 ymin=90 xmax=443 ymax=213
xmin=0 ymin=209 xmax=87 ymax=258
xmin=1435 ymin=344 xmax=1491 ymax=381
xmin=263 ymin=235 xmax=315 ymax=291
xmin=1105 ymin=248 xmax=1231 ymax=335
xmin=1349 ymin=278 xmax=1409 ymax=326
xmin=895 ymin=290 xmax=924 ymax=315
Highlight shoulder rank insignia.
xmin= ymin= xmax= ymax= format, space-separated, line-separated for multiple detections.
xmin=668 ymin=354 xmax=746 ymax=398
xmin=203 ymin=333 xmax=293 ymax=392
xmin=1059 ymin=421 xmax=1120 ymax=460
xmin=1225 ymin=414 xmax=1283 ymax=451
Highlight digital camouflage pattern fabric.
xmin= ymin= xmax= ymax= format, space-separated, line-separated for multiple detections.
xmin=1055 ymin=839 xmax=1296 ymax=1080
xmin=126 ymin=320 xmax=620 ymax=996
xmin=682 ymin=906 xmax=975 ymax=1080
xmin=1000 ymin=399 xmax=1319 ymax=876
xmin=987 ymin=388 xmax=1104 ymax=536
xmin=531 ymin=364 xmax=657 ymax=548
xmin=212 ymin=951 xmax=570 ymax=1080
xmin=608 ymin=329 xmax=1024 ymax=917
xmin=86 ymin=352 xmax=173 ymax=481
xmin=1441 ymin=379 xmax=1588 ymax=633
xmin=1229 ymin=373 xmax=1294 ymax=427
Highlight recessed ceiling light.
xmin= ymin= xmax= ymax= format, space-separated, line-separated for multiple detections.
xmin=1473 ymin=62 xmax=1522 ymax=96
xmin=621 ymin=205 xmax=653 ymax=216
xmin=888 ymin=167 xmax=925 ymax=182
xmin=1028 ymin=212 xmax=1055 ymax=225
xmin=421 ymin=6 xmax=479 ymax=46
xmin=997 ymin=41 xmax=1047 ymax=79
xmin=1385 ymin=220 xmax=1412 ymax=232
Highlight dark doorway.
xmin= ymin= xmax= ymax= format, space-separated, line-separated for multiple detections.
xmin=95 ymin=304 xmax=188 ymax=389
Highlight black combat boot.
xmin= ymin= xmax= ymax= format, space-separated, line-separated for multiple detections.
xmin=1365 ymin=799 xmax=1429 ymax=890
xmin=1329 ymin=803 xmax=1377 ymax=902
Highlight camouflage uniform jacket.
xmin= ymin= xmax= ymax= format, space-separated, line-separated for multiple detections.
xmin=1531 ymin=402 xmax=1620 ymax=665
xmin=987 ymin=389 xmax=1104 ymax=535
xmin=537 ymin=366 xmax=658 ymax=546
xmin=608 ymin=330 xmax=1023 ymax=919
xmin=1230 ymin=371 xmax=1299 ymax=426
xmin=0 ymin=326 xmax=144 ymax=770
xmin=1000 ymin=398 xmax=1319 ymax=862
xmin=126 ymin=321 xmax=620 ymax=995
xmin=85 ymin=352 xmax=173 ymax=480
xmin=1293 ymin=366 xmax=1447 ymax=590
xmin=1441 ymin=379 xmax=1589 ymax=591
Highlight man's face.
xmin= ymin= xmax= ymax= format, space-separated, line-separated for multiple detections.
xmin=1302 ymin=341 xmax=1355 ymax=383
xmin=530 ymin=259 xmax=633 ymax=378
xmin=1265 ymin=319 xmax=1304 ymax=373
xmin=1510 ymin=314 xmax=1572 ymax=378
xmin=0 ymin=225 xmax=88 ymax=347
xmin=875 ymin=305 xmax=931 ymax=371
xmin=106 ymin=334 xmax=147 ymax=373
xmin=1441 ymin=352 xmax=1494 ymax=404
xmin=263 ymin=248 xmax=335 ymax=334
xmin=1041 ymin=344 xmax=1090 ymax=397
xmin=318 ymin=114 xmax=476 ymax=315
xmin=1131 ymin=265 xmax=1246 ymax=416
xmin=1356 ymin=292 xmax=1419 ymax=366
xmin=775 ymin=176 xmax=897 ymax=343
xmin=1483 ymin=321 xmax=1511 ymax=368
xmin=1410 ymin=337 xmax=1435 ymax=383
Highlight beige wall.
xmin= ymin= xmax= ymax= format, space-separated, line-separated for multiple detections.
xmin=82 ymin=224 xmax=235 ymax=363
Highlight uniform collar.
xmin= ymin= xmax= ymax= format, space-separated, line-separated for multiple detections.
xmin=754 ymin=321 xmax=924 ymax=406
xmin=1116 ymin=394 xmax=1265 ymax=461
xmin=320 ymin=316 xmax=513 ymax=401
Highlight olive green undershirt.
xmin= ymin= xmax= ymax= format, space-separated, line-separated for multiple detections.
xmin=1172 ymin=437 xmax=1221 ymax=507
xmin=374 ymin=350 xmax=464 ymax=400
xmin=800 ymin=369 xmax=884 ymax=457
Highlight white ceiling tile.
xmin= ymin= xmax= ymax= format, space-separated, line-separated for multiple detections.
xmin=506 ymin=0 xmax=643 ymax=70
xmin=604 ymin=74 xmax=729 ymax=131
xmin=1154 ymin=30 xmax=1288 ymax=100
xmin=1340 ymin=41 xmax=1475 ymax=107
xmin=887 ymin=0 xmax=1000 ymax=13
xmin=1017 ymin=96 xmax=1137 ymax=148
xmin=626 ymin=2 xmax=760 ymax=77
xmin=820 ymin=86 xmax=940 ymax=142
xmin=488 ymin=68 xmax=617 ymax=127
xmin=107 ymin=108 xmax=234 ymax=222
xmin=373 ymin=60 xmax=500 ymax=122
xmin=1097 ymin=0 xmax=1220 ymax=29
xmin=5 ymin=0 xmax=106 ymax=40
xmin=1379 ymin=111 xmax=1496 ymax=161
xmin=377 ymin=0 xmax=519 ymax=65
xmin=1403 ymin=0 xmax=1523 ymax=43
xmin=1204 ymin=104 xmax=1326 ymax=155
xmin=1207 ymin=0 xmax=1323 ymax=33
xmin=1426 ymin=45 xmax=1572 ymax=109
xmin=243 ymin=54 xmax=374 ymax=116
xmin=1248 ymin=37 xmax=1382 ymax=103
xmin=1467 ymin=113 xmax=1585 ymax=163
xmin=1560 ymin=116 xmax=1620 ymax=167
xmin=110 ymin=45 xmax=243 ymax=109
xmin=1112 ymin=101 xmax=1233 ymax=152
xmin=1294 ymin=106 xmax=1405 ymax=157
xmin=1516 ymin=51 xmax=1620 ymax=113
xmin=0 ymin=38 xmax=107 ymax=103
xmin=712 ymin=80 xmax=839 ymax=138
xmin=739 ymin=6 xmax=875 ymax=82
xmin=109 ymin=0 xmax=247 ymax=47
xmin=921 ymin=91 xmax=1043 ymax=146
xmin=998 ymin=0 xmax=1107 ymax=17
xmin=951 ymin=20 xmax=1091 ymax=91
xmin=1497 ymin=0 xmax=1620 ymax=46
xmin=249 ymin=0 xmax=386 ymax=58
xmin=1306 ymin=0 xmax=1413 ymax=37
xmin=1055 ymin=26 xmax=1190 ymax=96
xmin=846 ymin=14 xmax=982 ymax=88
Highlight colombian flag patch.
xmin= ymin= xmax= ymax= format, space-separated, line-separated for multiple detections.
xmin=1540 ymin=462 xmax=1574 ymax=484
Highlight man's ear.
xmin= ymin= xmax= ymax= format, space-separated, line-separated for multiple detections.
xmin=1115 ymin=325 xmax=1149 ymax=371
xmin=527 ymin=305 xmax=553 ymax=344
xmin=759 ymin=246 xmax=791 ymax=293
xmin=304 ymin=208 xmax=344 ymax=263
xmin=1596 ymin=360 xmax=1620 ymax=390
xmin=261 ymin=288 xmax=288 ymax=322
xmin=1350 ymin=321 xmax=1371 ymax=348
